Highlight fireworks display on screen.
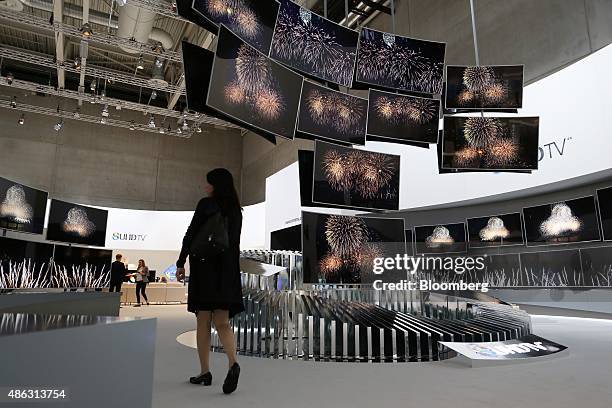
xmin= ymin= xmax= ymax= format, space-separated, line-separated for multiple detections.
xmin=479 ymin=217 xmax=510 ymax=241
xmin=191 ymin=0 xmax=279 ymax=53
xmin=414 ymin=223 xmax=467 ymax=254
xmin=539 ymin=203 xmax=583 ymax=238
xmin=62 ymin=207 xmax=96 ymax=238
xmin=0 ymin=177 xmax=48 ymax=234
xmin=468 ymin=213 xmax=524 ymax=248
xmin=0 ymin=185 xmax=33 ymax=224
xmin=47 ymin=200 xmax=108 ymax=247
xmin=446 ymin=65 xmax=523 ymax=109
xmin=356 ymin=27 xmax=445 ymax=94
xmin=442 ymin=116 xmax=539 ymax=171
xmin=270 ymin=0 xmax=358 ymax=87
xmin=312 ymin=141 xmax=400 ymax=210
xmin=297 ymin=81 xmax=367 ymax=145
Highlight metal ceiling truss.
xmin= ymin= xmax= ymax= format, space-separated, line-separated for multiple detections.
xmin=0 ymin=98 xmax=191 ymax=138
xmin=0 ymin=45 xmax=185 ymax=94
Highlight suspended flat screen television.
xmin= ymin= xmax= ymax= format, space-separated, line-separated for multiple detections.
xmin=445 ymin=65 xmax=524 ymax=110
xmin=312 ymin=140 xmax=400 ymax=211
xmin=52 ymin=244 xmax=112 ymax=288
xmin=467 ymin=212 xmax=524 ymax=248
xmin=355 ymin=27 xmax=446 ymax=95
xmin=207 ymin=25 xmax=303 ymax=140
xmin=442 ymin=116 xmax=539 ymax=171
xmin=297 ymin=80 xmax=367 ymax=145
xmin=191 ymin=0 xmax=280 ymax=54
xmin=366 ymin=89 xmax=440 ymax=144
xmin=301 ymin=211 xmax=406 ymax=284
xmin=270 ymin=0 xmax=359 ymax=87
xmin=0 ymin=176 xmax=48 ymax=234
xmin=523 ymin=196 xmax=601 ymax=246
xmin=414 ymin=222 xmax=467 ymax=254
xmin=47 ymin=200 xmax=108 ymax=247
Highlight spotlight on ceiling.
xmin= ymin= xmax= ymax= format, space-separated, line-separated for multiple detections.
xmin=99 ymin=89 xmax=106 ymax=101
xmin=90 ymin=79 xmax=97 ymax=91
xmin=11 ymin=96 xmax=17 ymax=108
xmin=151 ymin=90 xmax=157 ymax=100
xmin=159 ymin=126 xmax=165 ymax=134
xmin=195 ymin=126 xmax=202 ymax=133
xmin=181 ymin=120 xmax=189 ymax=131
xmin=18 ymin=114 xmax=25 ymax=125
xmin=116 ymin=0 xmax=127 ymax=6
xmin=177 ymin=126 xmax=182 ymax=134
xmin=152 ymin=45 xmax=164 ymax=55
xmin=53 ymin=119 xmax=64 ymax=132
xmin=100 ymin=117 xmax=107 ymax=124
xmin=101 ymin=105 xmax=109 ymax=117
xmin=136 ymin=54 xmax=145 ymax=70
xmin=148 ymin=115 xmax=156 ymax=128
xmin=129 ymin=120 xmax=135 ymax=131
xmin=6 ymin=72 xmax=14 ymax=85
xmin=182 ymin=108 xmax=188 ymax=118
xmin=73 ymin=108 xmax=80 ymax=119
xmin=167 ymin=124 xmax=172 ymax=133
xmin=73 ymin=58 xmax=81 ymax=70
xmin=80 ymin=23 xmax=93 ymax=38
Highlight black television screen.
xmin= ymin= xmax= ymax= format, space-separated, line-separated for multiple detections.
xmin=0 ymin=236 xmax=53 ymax=289
xmin=0 ymin=176 xmax=48 ymax=234
xmin=192 ymin=0 xmax=280 ymax=54
xmin=177 ymin=0 xmax=216 ymax=30
xmin=301 ymin=211 xmax=405 ymax=284
xmin=270 ymin=224 xmax=301 ymax=251
xmin=366 ymin=89 xmax=440 ymax=144
xmin=520 ymin=249 xmax=583 ymax=287
xmin=442 ymin=116 xmax=539 ymax=171
xmin=47 ymin=200 xmax=108 ymax=247
xmin=597 ymin=186 xmax=612 ymax=241
xmin=523 ymin=196 xmax=601 ymax=246
xmin=467 ymin=213 xmax=524 ymax=248
xmin=312 ymin=140 xmax=400 ymax=211
xmin=270 ymin=0 xmax=358 ymax=87
xmin=355 ymin=27 xmax=445 ymax=95
xmin=207 ymin=26 xmax=303 ymax=140
xmin=297 ymin=80 xmax=367 ymax=145
xmin=580 ymin=246 xmax=612 ymax=287
xmin=52 ymin=245 xmax=111 ymax=288
xmin=445 ymin=65 xmax=524 ymax=110
xmin=414 ymin=223 xmax=466 ymax=254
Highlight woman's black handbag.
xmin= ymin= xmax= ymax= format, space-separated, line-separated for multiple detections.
xmin=189 ymin=212 xmax=229 ymax=259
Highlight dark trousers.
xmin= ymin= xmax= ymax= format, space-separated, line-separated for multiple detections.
xmin=109 ymin=280 xmax=123 ymax=293
xmin=136 ymin=281 xmax=148 ymax=304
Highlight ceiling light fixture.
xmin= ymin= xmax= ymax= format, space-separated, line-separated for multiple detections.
xmin=73 ymin=108 xmax=80 ymax=119
xmin=101 ymin=105 xmax=109 ymax=117
xmin=177 ymin=126 xmax=182 ymax=134
xmin=53 ymin=119 xmax=64 ymax=132
xmin=80 ymin=23 xmax=93 ymax=38
xmin=148 ymin=115 xmax=156 ymax=128
xmin=100 ymin=117 xmax=107 ymax=124
xmin=181 ymin=120 xmax=189 ymax=131
xmin=90 ymin=79 xmax=97 ymax=91
xmin=151 ymin=90 xmax=157 ymax=100
xmin=73 ymin=58 xmax=81 ymax=70
xmin=11 ymin=96 xmax=17 ymax=108
xmin=159 ymin=126 xmax=165 ymax=134
xmin=18 ymin=114 xmax=25 ymax=125
xmin=6 ymin=73 xmax=14 ymax=85
xmin=129 ymin=120 xmax=135 ymax=131
xmin=195 ymin=126 xmax=202 ymax=133
xmin=136 ymin=54 xmax=145 ymax=70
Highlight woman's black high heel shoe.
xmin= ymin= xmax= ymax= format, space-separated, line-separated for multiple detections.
xmin=222 ymin=363 xmax=240 ymax=394
xmin=189 ymin=372 xmax=212 ymax=385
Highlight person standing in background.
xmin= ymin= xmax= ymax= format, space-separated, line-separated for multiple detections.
xmin=109 ymin=254 xmax=126 ymax=293
xmin=134 ymin=259 xmax=149 ymax=307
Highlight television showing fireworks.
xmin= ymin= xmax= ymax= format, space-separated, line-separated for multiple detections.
xmin=312 ymin=141 xmax=400 ymax=211
xmin=414 ymin=223 xmax=467 ymax=254
xmin=0 ymin=176 xmax=48 ymax=234
xmin=301 ymin=211 xmax=406 ymax=284
xmin=596 ymin=186 xmax=612 ymax=241
xmin=47 ymin=200 xmax=108 ymax=247
xmin=467 ymin=212 xmax=524 ymax=248
xmin=355 ymin=27 xmax=446 ymax=95
xmin=442 ymin=116 xmax=539 ymax=171
xmin=445 ymin=65 xmax=524 ymax=110
xmin=523 ymin=196 xmax=601 ymax=246
xmin=191 ymin=0 xmax=280 ymax=54
xmin=366 ymin=89 xmax=440 ymax=144
xmin=269 ymin=0 xmax=359 ymax=87
xmin=207 ymin=26 xmax=303 ymax=140
xmin=297 ymin=80 xmax=367 ymax=145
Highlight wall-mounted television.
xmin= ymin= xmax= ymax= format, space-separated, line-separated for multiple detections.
xmin=355 ymin=27 xmax=446 ymax=95
xmin=366 ymin=89 xmax=440 ymax=144
xmin=0 ymin=176 xmax=48 ymax=234
xmin=207 ymin=26 xmax=303 ymax=140
xmin=301 ymin=211 xmax=406 ymax=284
xmin=414 ymin=222 xmax=467 ymax=254
xmin=467 ymin=212 xmax=524 ymax=248
xmin=312 ymin=141 xmax=400 ymax=211
xmin=442 ymin=116 xmax=539 ymax=171
xmin=270 ymin=0 xmax=358 ymax=87
xmin=191 ymin=0 xmax=280 ymax=54
xmin=47 ymin=200 xmax=108 ymax=247
xmin=445 ymin=65 xmax=524 ymax=109
xmin=297 ymin=80 xmax=367 ymax=145
xmin=270 ymin=224 xmax=301 ymax=251
xmin=597 ymin=186 xmax=612 ymax=241
xmin=523 ymin=196 xmax=601 ymax=246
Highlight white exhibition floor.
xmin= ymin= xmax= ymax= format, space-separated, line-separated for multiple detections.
xmin=120 ymin=305 xmax=612 ymax=408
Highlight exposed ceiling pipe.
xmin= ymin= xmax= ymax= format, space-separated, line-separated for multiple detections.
xmin=116 ymin=4 xmax=156 ymax=54
xmin=6 ymin=0 xmax=174 ymax=50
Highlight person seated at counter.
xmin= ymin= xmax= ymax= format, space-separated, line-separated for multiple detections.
xmin=109 ymin=254 xmax=127 ymax=293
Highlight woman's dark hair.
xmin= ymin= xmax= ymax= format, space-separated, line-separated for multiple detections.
xmin=207 ymin=168 xmax=241 ymax=213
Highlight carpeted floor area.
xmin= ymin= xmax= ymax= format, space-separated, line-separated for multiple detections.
xmin=120 ymin=305 xmax=612 ymax=408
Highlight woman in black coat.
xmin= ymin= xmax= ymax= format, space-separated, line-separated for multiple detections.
xmin=176 ymin=168 xmax=243 ymax=394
